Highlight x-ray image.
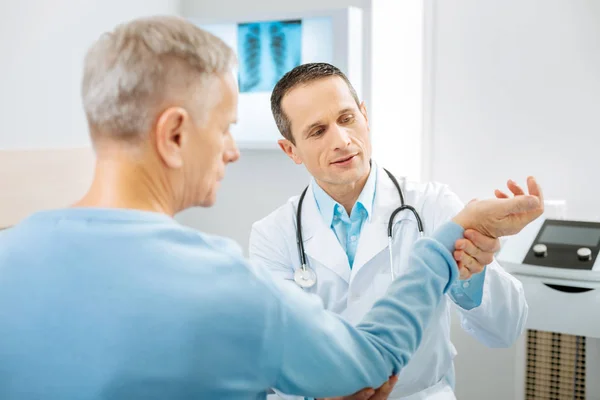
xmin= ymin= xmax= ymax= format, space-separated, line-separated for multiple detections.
xmin=237 ymin=20 xmax=302 ymax=93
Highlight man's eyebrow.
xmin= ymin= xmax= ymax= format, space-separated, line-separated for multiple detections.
xmin=338 ymin=107 xmax=355 ymax=115
xmin=303 ymin=120 xmax=325 ymax=137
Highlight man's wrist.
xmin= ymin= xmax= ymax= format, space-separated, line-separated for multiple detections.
xmin=451 ymin=213 xmax=470 ymax=231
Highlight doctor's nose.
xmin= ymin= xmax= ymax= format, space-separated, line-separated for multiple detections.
xmin=330 ymin=124 xmax=352 ymax=151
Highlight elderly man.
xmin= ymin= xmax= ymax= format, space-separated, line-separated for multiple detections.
xmin=0 ymin=16 xmax=542 ymax=400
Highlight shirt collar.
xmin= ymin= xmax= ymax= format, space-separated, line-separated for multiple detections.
xmin=356 ymin=165 xmax=377 ymax=220
xmin=311 ymin=163 xmax=378 ymax=227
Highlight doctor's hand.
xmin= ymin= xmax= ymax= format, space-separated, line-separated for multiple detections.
xmin=318 ymin=375 xmax=398 ymax=400
xmin=452 ymin=176 xmax=544 ymax=239
xmin=454 ymin=230 xmax=500 ymax=280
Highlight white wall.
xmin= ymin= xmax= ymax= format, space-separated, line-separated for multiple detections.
xmin=430 ymin=1 xmax=600 ymax=399
xmin=429 ymin=0 xmax=600 ymax=221
xmin=370 ymin=0 xmax=425 ymax=182
xmin=0 ymin=0 xmax=180 ymax=150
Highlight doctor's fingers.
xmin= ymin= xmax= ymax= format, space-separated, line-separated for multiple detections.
xmin=326 ymin=387 xmax=375 ymax=400
xmin=456 ymin=261 xmax=472 ymax=280
xmin=462 ymin=230 xmax=501 ymax=253
xmin=457 ymin=233 xmax=499 ymax=266
xmin=368 ymin=376 xmax=398 ymax=400
xmin=454 ymin=250 xmax=484 ymax=279
xmin=350 ymin=388 xmax=375 ymax=400
xmin=454 ymin=241 xmax=494 ymax=268
xmin=455 ymin=239 xmax=493 ymax=270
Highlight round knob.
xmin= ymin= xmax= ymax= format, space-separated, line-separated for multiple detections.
xmin=533 ymin=243 xmax=548 ymax=257
xmin=577 ymin=247 xmax=592 ymax=261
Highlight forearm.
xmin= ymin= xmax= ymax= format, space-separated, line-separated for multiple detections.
xmin=272 ymin=222 xmax=462 ymax=398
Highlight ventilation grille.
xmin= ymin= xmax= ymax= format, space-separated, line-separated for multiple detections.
xmin=526 ymin=329 xmax=586 ymax=399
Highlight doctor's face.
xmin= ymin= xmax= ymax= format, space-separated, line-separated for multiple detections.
xmin=278 ymin=76 xmax=372 ymax=187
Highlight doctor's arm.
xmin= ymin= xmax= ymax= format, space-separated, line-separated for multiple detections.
xmin=249 ymin=221 xmax=296 ymax=285
xmin=434 ymin=179 xmax=541 ymax=347
xmin=260 ymin=192 xmax=542 ymax=399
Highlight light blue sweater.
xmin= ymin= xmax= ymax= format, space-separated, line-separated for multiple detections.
xmin=0 ymin=208 xmax=461 ymax=399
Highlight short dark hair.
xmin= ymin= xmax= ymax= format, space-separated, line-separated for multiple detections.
xmin=270 ymin=63 xmax=360 ymax=144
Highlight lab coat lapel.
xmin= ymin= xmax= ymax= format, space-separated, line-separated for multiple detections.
xmin=301 ymin=185 xmax=352 ymax=283
xmin=350 ymin=166 xmax=404 ymax=278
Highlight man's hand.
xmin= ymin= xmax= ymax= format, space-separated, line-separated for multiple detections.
xmin=319 ymin=376 xmax=398 ymax=400
xmin=452 ymin=176 xmax=544 ymax=238
xmin=454 ymin=229 xmax=500 ymax=280
xmin=494 ymin=178 xmax=535 ymax=202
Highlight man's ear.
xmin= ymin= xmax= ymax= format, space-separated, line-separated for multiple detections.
xmin=359 ymin=101 xmax=369 ymax=125
xmin=278 ymin=139 xmax=303 ymax=165
xmin=154 ymin=106 xmax=189 ymax=169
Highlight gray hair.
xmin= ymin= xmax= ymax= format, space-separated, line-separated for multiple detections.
xmin=81 ymin=15 xmax=236 ymax=141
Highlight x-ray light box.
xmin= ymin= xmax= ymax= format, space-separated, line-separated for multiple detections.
xmin=190 ymin=7 xmax=363 ymax=149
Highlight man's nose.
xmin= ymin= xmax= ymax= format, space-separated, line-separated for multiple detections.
xmin=330 ymin=124 xmax=351 ymax=150
xmin=224 ymin=132 xmax=240 ymax=164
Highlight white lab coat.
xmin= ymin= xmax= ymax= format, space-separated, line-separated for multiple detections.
xmin=249 ymin=164 xmax=528 ymax=400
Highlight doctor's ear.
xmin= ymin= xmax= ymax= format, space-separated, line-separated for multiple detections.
xmin=359 ymin=101 xmax=369 ymax=124
xmin=277 ymin=139 xmax=303 ymax=165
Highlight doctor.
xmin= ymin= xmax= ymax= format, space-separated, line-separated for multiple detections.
xmin=249 ymin=63 xmax=528 ymax=400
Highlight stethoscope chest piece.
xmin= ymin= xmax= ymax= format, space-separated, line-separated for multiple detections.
xmin=294 ymin=267 xmax=317 ymax=288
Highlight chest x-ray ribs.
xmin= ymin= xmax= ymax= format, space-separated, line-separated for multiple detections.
xmin=269 ymin=23 xmax=287 ymax=80
xmin=240 ymin=24 xmax=261 ymax=92
xmin=237 ymin=20 xmax=302 ymax=93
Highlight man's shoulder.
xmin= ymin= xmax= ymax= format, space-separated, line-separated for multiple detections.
xmin=1 ymin=209 xmax=249 ymax=272
xmin=181 ymin=226 xmax=245 ymax=258
xmin=0 ymin=227 xmax=12 ymax=254
xmin=152 ymin=223 xmax=255 ymax=275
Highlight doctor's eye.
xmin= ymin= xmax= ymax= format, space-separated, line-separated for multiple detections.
xmin=311 ymin=128 xmax=325 ymax=137
xmin=339 ymin=114 xmax=355 ymax=124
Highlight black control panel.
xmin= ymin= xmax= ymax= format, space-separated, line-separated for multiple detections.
xmin=523 ymin=219 xmax=600 ymax=270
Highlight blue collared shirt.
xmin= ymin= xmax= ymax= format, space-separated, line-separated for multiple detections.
xmin=312 ymin=166 xmax=485 ymax=309
xmin=312 ymin=166 xmax=377 ymax=268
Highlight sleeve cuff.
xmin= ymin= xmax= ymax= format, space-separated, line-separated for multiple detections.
xmin=449 ymin=266 xmax=486 ymax=310
xmin=429 ymin=221 xmax=464 ymax=292
xmin=431 ymin=221 xmax=464 ymax=253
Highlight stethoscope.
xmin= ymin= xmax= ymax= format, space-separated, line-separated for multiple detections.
xmin=294 ymin=168 xmax=425 ymax=289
